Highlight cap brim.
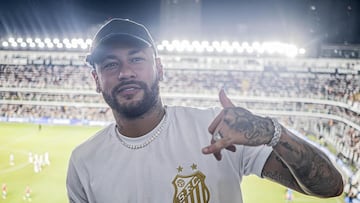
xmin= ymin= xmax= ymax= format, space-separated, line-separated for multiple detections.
xmin=87 ymin=34 xmax=152 ymax=65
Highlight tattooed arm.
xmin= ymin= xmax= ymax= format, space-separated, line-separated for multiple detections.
xmin=262 ymin=126 xmax=344 ymax=197
xmin=202 ymin=89 xmax=344 ymax=197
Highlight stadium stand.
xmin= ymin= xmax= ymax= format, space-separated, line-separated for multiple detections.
xmin=0 ymin=48 xmax=360 ymax=196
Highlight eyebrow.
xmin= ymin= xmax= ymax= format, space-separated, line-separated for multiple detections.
xmin=98 ymin=55 xmax=118 ymax=64
xmin=97 ymin=48 xmax=147 ymax=64
xmin=128 ymin=48 xmax=144 ymax=56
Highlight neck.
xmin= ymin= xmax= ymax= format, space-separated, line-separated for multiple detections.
xmin=113 ymin=101 xmax=166 ymax=138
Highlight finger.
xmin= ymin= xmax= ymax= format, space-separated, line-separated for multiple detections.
xmin=219 ymin=89 xmax=235 ymax=108
xmin=202 ymin=137 xmax=232 ymax=155
xmin=225 ymin=145 xmax=236 ymax=152
xmin=208 ymin=111 xmax=224 ymax=134
xmin=214 ymin=151 xmax=222 ymax=161
xmin=209 ymin=139 xmax=222 ymax=160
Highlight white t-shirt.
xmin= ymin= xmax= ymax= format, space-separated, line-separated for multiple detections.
xmin=67 ymin=106 xmax=273 ymax=203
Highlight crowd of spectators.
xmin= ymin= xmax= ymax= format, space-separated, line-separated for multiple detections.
xmin=1 ymin=61 xmax=359 ymax=174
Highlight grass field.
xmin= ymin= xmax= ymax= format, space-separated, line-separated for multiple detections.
xmin=0 ymin=122 xmax=344 ymax=203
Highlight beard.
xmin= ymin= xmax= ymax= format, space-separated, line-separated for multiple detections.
xmin=102 ymin=78 xmax=160 ymax=119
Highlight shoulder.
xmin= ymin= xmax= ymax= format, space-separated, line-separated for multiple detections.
xmin=167 ymin=105 xmax=221 ymax=118
xmin=70 ymin=123 xmax=115 ymax=161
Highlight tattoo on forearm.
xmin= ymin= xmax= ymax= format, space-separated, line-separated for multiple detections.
xmin=223 ymin=107 xmax=274 ymax=145
xmin=262 ymin=154 xmax=300 ymax=190
xmin=263 ymin=170 xmax=297 ymax=188
xmin=275 ymin=130 xmax=343 ymax=196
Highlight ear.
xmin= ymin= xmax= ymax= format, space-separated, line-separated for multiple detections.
xmin=91 ymin=69 xmax=101 ymax=93
xmin=155 ymin=57 xmax=164 ymax=81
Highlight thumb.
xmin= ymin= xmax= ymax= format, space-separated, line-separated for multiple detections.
xmin=219 ymin=89 xmax=235 ymax=108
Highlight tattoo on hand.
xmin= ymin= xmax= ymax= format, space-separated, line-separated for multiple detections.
xmin=223 ymin=107 xmax=274 ymax=145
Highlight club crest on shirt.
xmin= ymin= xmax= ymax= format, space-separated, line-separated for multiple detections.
xmin=172 ymin=164 xmax=210 ymax=203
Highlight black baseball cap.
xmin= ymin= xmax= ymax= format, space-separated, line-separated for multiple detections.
xmin=86 ymin=18 xmax=157 ymax=66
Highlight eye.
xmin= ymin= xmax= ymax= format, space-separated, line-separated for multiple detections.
xmin=103 ymin=62 xmax=119 ymax=70
xmin=130 ymin=57 xmax=145 ymax=63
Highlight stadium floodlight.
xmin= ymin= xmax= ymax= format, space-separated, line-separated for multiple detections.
xmin=181 ymin=40 xmax=190 ymax=44
xmin=220 ymin=41 xmax=229 ymax=51
xmin=299 ymin=48 xmax=306 ymax=55
xmin=72 ymin=44 xmax=79 ymax=49
xmin=63 ymin=38 xmax=70 ymax=44
xmin=192 ymin=40 xmax=201 ymax=46
xmin=201 ymin=41 xmax=209 ymax=47
xmin=46 ymin=43 xmax=54 ymax=48
xmin=53 ymin=38 xmax=60 ymax=44
xmin=215 ymin=46 xmax=224 ymax=53
xmin=185 ymin=45 xmax=194 ymax=52
xmin=206 ymin=46 xmax=214 ymax=53
xmin=257 ymin=46 xmax=265 ymax=54
xmin=192 ymin=40 xmax=201 ymax=49
xmin=191 ymin=41 xmax=202 ymax=53
xmin=241 ymin=42 xmax=250 ymax=48
xmin=16 ymin=38 xmax=23 ymax=43
xmin=263 ymin=42 xmax=275 ymax=54
xmin=80 ymin=43 xmax=88 ymax=49
xmin=225 ymin=46 xmax=234 ymax=54
xmin=2 ymin=41 xmax=9 ymax=47
xmin=161 ymin=40 xmax=169 ymax=46
xmin=26 ymin=38 xmax=33 ymax=43
xmin=85 ymin=39 xmax=92 ymax=45
xmin=8 ymin=37 xmax=15 ymax=43
xmin=179 ymin=40 xmax=190 ymax=52
xmin=231 ymin=41 xmax=240 ymax=48
xmin=221 ymin=40 xmax=230 ymax=47
xmin=236 ymin=47 xmax=244 ymax=53
xmin=252 ymin=41 xmax=261 ymax=49
xmin=195 ymin=48 xmax=204 ymax=53
xmin=20 ymin=42 xmax=27 ymax=48
xmin=165 ymin=44 xmax=174 ymax=52
xmin=56 ymin=43 xmax=63 ymax=48
xmin=11 ymin=42 xmax=18 ymax=47
xmin=44 ymin=38 xmax=51 ymax=43
xmin=212 ymin=41 xmax=220 ymax=48
xmin=35 ymin=38 xmax=42 ymax=43
xmin=65 ymin=43 xmax=72 ymax=49
xmin=78 ymin=38 xmax=84 ymax=44
xmin=69 ymin=38 xmax=79 ymax=48
xmin=157 ymin=44 xmax=164 ymax=51
xmin=29 ymin=42 xmax=36 ymax=48
xmin=38 ymin=42 xmax=45 ymax=48
xmin=172 ymin=39 xmax=180 ymax=46
xmin=175 ymin=44 xmax=185 ymax=52
xmin=252 ymin=41 xmax=264 ymax=54
xmin=246 ymin=47 xmax=254 ymax=54
xmin=285 ymin=44 xmax=298 ymax=57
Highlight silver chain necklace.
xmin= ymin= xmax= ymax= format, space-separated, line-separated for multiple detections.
xmin=115 ymin=111 xmax=167 ymax=150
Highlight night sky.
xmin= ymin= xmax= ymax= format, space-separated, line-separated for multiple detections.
xmin=0 ymin=0 xmax=359 ymax=44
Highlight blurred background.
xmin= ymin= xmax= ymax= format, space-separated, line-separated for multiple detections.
xmin=0 ymin=0 xmax=359 ymax=202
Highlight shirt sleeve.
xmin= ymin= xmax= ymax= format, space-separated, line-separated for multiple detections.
xmin=66 ymin=155 xmax=89 ymax=203
xmin=241 ymin=145 xmax=273 ymax=177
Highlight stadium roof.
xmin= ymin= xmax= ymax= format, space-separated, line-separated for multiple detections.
xmin=0 ymin=0 xmax=359 ymax=45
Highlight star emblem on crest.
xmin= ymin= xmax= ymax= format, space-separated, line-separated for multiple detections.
xmin=176 ymin=165 xmax=183 ymax=173
xmin=191 ymin=163 xmax=197 ymax=170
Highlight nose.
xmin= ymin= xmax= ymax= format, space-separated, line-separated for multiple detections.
xmin=118 ymin=65 xmax=136 ymax=80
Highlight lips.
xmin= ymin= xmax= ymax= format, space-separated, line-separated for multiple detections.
xmin=117 ymin=84 xmax=141 ymax=93
xmin=114 ymin=83 xmax=144 ymax=98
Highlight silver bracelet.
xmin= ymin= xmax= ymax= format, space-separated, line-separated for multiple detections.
xmin=267 ymin=118 xmax=282 ymax=147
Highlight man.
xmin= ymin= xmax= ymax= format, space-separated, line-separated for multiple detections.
xmin=66 ymin=18 xmax=344 ymax=203
xmin=2 ymin=183 xmax=6 ymax=199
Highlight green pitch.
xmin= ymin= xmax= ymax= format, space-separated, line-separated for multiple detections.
xmin=0 ymin=122 xmax=344 ymax=203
